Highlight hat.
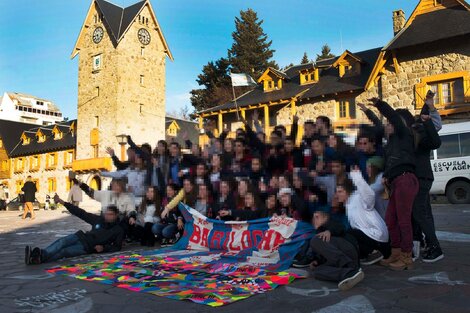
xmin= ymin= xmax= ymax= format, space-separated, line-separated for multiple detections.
xmin=278 ymin=188 xmax=293 ymax=197
xmin=367 ymin=156 xmax=385 ymax=171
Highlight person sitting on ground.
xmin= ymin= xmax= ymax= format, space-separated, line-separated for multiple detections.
xmin=309 ymin=211 xmax=364 ymax=291
xmin=153 ymin=184 xmax=185 ymax=246
xmin=335 ymin=167 xmax=391 ymax=266
xmin=25 ymin=194 xmax=124 ymax=265
xmin=128 ymin=186 xmax=161 ymax=247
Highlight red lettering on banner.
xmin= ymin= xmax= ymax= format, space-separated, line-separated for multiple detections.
xmin=201 ymin=227 xmax=209 ymax=247
xmin=259 ymin=229 xmax=285 ymax=251
xmin=241 ymin=230 xmax=253 ymax=250
xmin=228 ymin=231 xmax=241 ymax=251
xmin=252 ymin=230 xmax=264 ymax=248
xmin=190 ymin=224 xmax=201 ymax=243
xmin=271 ymin=231 xmax=286 ymax=251
xmin=210 ymin=231 xmax=224 ymax=249
xmin=261 ymin=229 xmax=274 ymax=250
xmin=270 ymin=216 xmax=295 ymax=227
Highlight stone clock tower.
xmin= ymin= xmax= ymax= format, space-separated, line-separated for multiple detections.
xmin=72 ymin=0 xmax=172 ymax=164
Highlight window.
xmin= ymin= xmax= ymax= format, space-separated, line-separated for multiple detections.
xmin=37 ymin=132 xmax=46 ymax=143
xmin=16 ymin=180 xmax=23 ymax=194
xmin=96 ymin=87 xmax=100 ymax=97
xmin=435 ymin=132 xmax=470 ymax=159
xmin=336 ymin=99 xmax=356 ymax=119
xmin=15 ymin=158 xmax=24 ymax=173
xmin=140 ymin=75 xmax=145 ymax=86
xmin=141 ymin=47 xmax=145 ymax=57
xmin=94 ymin=116 xmax=100 ymax=128
xmin=0 ymin=138 xmax=3 ymax=148
xmin=66 ymin=177 xmax=72 ymax=191
xmin=30 ymin=155 xmax=40 ymax=171
xmin=93 ymin=54 xmax=102 ymax=71
xmin=64 ymin=150 xmax=74 ymax=167
xmin=1 ymin=160 xmax=8 ymax=171
xmin=429 ymin=80 xmax=463 ymax=107
xmin=47 ymin=153 xmax=57 ymax=168
xmin=48 ymin=178 xmax=56 ymax=193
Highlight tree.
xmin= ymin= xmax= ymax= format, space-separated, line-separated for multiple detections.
xmin=283 ymin=63 xmax=294 ymax=70
xmin=228 ymin=9 xmax=278 ymax=79
xmin=301 ymin=52 xmax=310 ymax=64
xmin=190 ymin=58 xmax=232 ymax=112
xmin=168 ymin=105 xmax=194 ymax=121
xmin=316 ymin=44 xmax=335 ymax=61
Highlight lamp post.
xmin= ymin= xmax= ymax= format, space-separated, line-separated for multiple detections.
xmin=116 ymin=134 xmax=127 ymax=161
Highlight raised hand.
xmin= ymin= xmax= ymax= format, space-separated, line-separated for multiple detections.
xmin=105 ymin=147 xmax=115 ymax=157
xmin=357 ymin=103 xmax=367 ymax=112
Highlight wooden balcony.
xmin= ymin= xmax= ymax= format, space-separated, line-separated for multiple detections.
xmin=72 ymin=157 xmax=113 ymax=173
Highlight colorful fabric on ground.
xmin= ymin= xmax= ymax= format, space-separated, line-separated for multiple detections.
xmin=47 ymin=204 xmax=314 ymax=306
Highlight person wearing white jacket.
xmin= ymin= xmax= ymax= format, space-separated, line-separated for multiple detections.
xmin=335 ymin=168 xmax=391 ymax=264
xmin=128 ymin=186 xmax=160 ymax=246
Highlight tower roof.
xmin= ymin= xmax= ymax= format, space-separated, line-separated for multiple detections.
xmin=71 ymin=0 xmax=173 ymax=60
xmin=95 ymin=0 xmax=146 ymax=43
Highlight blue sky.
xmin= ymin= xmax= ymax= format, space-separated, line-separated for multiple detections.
xmin=0 ymin=0 xmax=417 ymax=119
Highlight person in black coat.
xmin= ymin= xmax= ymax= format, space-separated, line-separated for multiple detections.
xmin=21 ymin=176 xmax=37 ymax=219
xmin=412 ymin=101 xmax=443 ymax=262
xmin=25 ymin=195 xmax=125 ymax=265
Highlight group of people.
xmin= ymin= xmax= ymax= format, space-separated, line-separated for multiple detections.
xmin=24 ymin=92 xmax=444 ymax=292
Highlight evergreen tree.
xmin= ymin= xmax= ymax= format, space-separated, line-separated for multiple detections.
xmin=228 ymin=9 xmax=277 ymax=79
xmin=190 ymin=58 xmax=232 ymax=112
xmin=301 ymin=52 xmax=310 ymax=64
xmin=316 ymin=44 xmax=335 ymax=61
xmin=283 ymin=63 xmax=294 ymax=70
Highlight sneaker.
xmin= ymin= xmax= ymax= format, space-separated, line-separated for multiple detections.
xmin=30 ymin=247 xmax=42 ymax=265
xmin=292 ymin=257 xmax=313 ymax=268
xmin=361 ymin=251 xmax=384 ymax=266
xmin=422 ymin=245 xmax=444 ymax=263
xmin=160 ymin=238 xmax=169 ymax=247
xmin=25 ymin=246 xmax=31 ymax=265
xmin=412 ymin=240 xmax=421 ymax=262
xmin=338 ymin=269 xmax=364 ymax=291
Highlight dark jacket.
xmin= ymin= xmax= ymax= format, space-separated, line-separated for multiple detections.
xmin=413 ymin=119 xmax=441 ymax=180
xmin=21 ymin=181 xmax=37 ymax=202
xmin=64 ymin=203 xmax=125 ymax=253
xmin=376 ymin=100 xmax=416 ymax=181
xmin=316 ymin=219 xmax=358 ymax=248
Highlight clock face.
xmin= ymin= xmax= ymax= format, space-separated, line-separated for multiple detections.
xmin=93 ymin=27 xmax=104 ymax=44
xmin=138 ymin=28 xmax=151 ymax=45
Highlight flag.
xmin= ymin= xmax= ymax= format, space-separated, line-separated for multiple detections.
xmin=230 ymin=73 xmax=257 ymax=87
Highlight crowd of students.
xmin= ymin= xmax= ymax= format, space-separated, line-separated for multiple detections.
xmin=25 ymin=92 xmax=444 ymax=291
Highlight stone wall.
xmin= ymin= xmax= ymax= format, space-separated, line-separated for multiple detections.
xmin=379 ymin=39 xmax=470 ymax=115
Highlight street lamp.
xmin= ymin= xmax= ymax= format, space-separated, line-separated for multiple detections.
xmin=116 ymin=134 xmax=127 ymax=161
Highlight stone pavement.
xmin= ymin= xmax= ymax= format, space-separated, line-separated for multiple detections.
xmin=0 ymin=204 xmax=469 ymax=313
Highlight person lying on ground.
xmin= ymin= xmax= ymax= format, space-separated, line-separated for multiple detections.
xmin=25 ymin=194 xmax=125 ymax=265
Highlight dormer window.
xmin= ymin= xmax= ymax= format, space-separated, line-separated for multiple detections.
xmin=333 ymin=50 xmax=363 ymax=78
xmin=300 ymin=68 xmax=319 ymax=85
xmin=258 ymin=67 xmax=287 ymax=92
xmin=21 ymin=133 xmax=31 ymax=145
xmin=52 ymin=126 xmax=63 ymax=140
xmin=36 ymin=129 xmax=46 ymax=143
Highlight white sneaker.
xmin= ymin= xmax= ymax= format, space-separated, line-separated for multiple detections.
xmin=412 ymin=240 xmax=420 ymax=262
xmin=338 ymin=269 xmax=364 ymax=291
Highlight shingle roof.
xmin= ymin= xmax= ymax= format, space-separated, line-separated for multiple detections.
xmin=95 ymin=0 xmax=147 ymax=43
xmin=385 ymin=6 xmax=470 ymax=51
xmin=199 ymin=47 xmax=381 ymax=114
xmin=302 ymin=47 xmax=381 ymax=99
xmin=165 ymin=117 xmax=198 ymax=146
xmin=0 ymin=120 xmax=77 ymax=158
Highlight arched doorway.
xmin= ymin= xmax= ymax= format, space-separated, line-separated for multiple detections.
xmin=89 ymin=175 xmax=102 ymax=191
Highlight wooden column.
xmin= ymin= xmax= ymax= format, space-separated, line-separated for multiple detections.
xmin=218 ymin=113 xmax=223 ymax=134
xmin=264 ymin=105 xmax=270 ymax=135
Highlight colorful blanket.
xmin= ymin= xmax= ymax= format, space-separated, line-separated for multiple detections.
xmin=47 ymin=204 xmax=314 ymax=306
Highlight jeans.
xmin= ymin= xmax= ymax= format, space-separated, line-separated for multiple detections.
xmin=310 ymin=236 xmax=359 ymax=282
xmin=386 ymin=173 xmax=419 ymax=253
xmin=42 ymin=234 xmax=88 ymax=262
xmin=152 ymin=223 xmax=177 ymax=239
xmin=412 ymin=178 xmax=439 ymax=247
